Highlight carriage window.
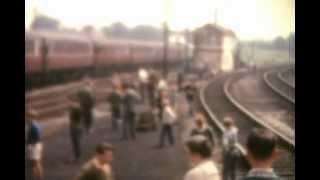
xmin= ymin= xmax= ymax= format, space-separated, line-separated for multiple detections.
xmin=54 ymin=40 xmax=89 ymax=54
xmin=25 ymin=39 xmax=35 ymax=54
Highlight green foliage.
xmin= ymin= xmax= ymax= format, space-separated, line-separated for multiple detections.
xmin=31 ymin=15 xmax=60 ymax=31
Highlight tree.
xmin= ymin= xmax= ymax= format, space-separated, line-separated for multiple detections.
xmin=82 ymin=25 xmax=95 ymax=34
xmin=130 ymin=25 xmax=162 ymax=41
xmin=31 ymin=15 xmax=60 ymax=31
xmin=105 ymin=22 xmax=129 ymax=39
xmin=273 ymin=36 xmax=286 ymax=49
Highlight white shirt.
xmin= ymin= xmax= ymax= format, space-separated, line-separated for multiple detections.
xmin=222 ymin=127 xmax=238 ymax=148
xmin=184 ymin=160 xmax=221 ymax=180
xmin=139 ymin=69 xmax=149 ymax=83
xmin=247 ymin=168 xmax=278 ymax=178
xmin=158 ymin=79 xmax=168 ymax=91
xmin=162 ymin=106 xmax=177 ymax=125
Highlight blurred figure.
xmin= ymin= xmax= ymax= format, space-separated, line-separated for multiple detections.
xmin=184 ymin=135 xmax=221 ymax=180
xmin=68 ymin=98 xmax=84 ymax=163
xmin=158 ymin=99 xmax=177 ymax=148
xmin=156 ymin=90 xmax=166 ymax=121
xmin=222 ymin=117 xmax=239 ymax=180
xmin=156 ymin=78 xmax=168 ymax=121
xmin=77 ymin=143 xmax=115 ymax=180
xmin=78 ymin=76 xmax=95 ymax=134
xmin=122 ymin=82 xmax=140 ymax=140
xmin=107 ymin=83 xmax=123 ymax=131
xmin=138 ymin=68 xmax=149 ymax=102
xmin=147 ymin=71 xmax=159 ymax=108
xmin=243 ymin=128 xmax=281 ymax=180
xmin=26 ymin=110 xmax=43 ymax=180
xmin=190 ymin=113 xmax=216 ymax=146
xmin=184 ymin=83 xmax=197 ymax=116
xmin=177 ymin=72 xmax=184 ymax=91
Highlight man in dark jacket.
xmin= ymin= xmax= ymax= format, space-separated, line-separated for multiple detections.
xmin=184 ymin=83 xmax=197 ymax=115
xmin=78 ymin=77 xmax=95 ymax=133
xmin=243 ymin=128 xmax=281 ymax=180
xmin=68 ymin=99 xmax=84 ymax=162
xmin=107 ymin=84 xmax=123 ymax=131
xmin=147 ymin=72 xmax=159 ymax=108
xmin=122 ymin=82 xmax=140 ymax=140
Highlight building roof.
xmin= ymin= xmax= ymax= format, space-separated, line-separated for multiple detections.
xmin=193 ymin=24 xmax=237 ymax=38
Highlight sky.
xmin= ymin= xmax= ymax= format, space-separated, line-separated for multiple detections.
xmin=25 ymin=0 xmax=295 ymax=40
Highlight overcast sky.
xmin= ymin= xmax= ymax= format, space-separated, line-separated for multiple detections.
xmin=25 ymin=0 xmax=295 ymax=40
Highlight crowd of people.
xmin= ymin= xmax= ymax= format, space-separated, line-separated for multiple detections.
xmin=25 ymin=68 xmax=283 ymax=180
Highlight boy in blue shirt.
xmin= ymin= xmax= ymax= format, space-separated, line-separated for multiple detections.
xmin=26 ymin=110 xmax=43 ymax=180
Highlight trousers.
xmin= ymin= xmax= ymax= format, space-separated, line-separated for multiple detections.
xmin=83 ymin=109 xmax=93 ymax=132
xmin=223 ymin=149 xmax=238 ymax=180
xmin=71 ymin=131 xmax=82 ymax=160
xmin=159 ymin=124 xmax=175 ymax=146
xmin=122 ymin=112 xmax=136 ymax=140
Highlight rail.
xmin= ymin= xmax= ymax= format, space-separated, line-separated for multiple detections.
xmin=199 ymin=73 xmax=247 ymax=155
xmin=278 ymin=69 xmax=295 ymax=89
xmin=263 ymin=71 xmax=295 ymax=104
xmin=224 ymin=76 xmax=295 ymax=148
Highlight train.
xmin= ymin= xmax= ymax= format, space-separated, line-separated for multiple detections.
xmin=26 ymin=30 xmax=189 ymax=89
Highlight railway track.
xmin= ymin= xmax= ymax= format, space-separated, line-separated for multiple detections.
xmin=26 ymin=77 xmax=113 ymax=119
xmin=224 ymin=76 xmax=295 ymax=146
xmin=264 ymin=70 xmax=295 ymax=104
xmin=199 ymin=70 xmax=295 ymax=179
xmin=26 ymin=72 xmax=179 ymax=119
xmin=278 ymin=68 xmax=295 ymax=89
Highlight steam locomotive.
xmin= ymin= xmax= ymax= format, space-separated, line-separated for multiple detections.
xmin=26 ymin=30 xmax=187 ymax=89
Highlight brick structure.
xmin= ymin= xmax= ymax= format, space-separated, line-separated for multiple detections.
xmin=193 ymin=24 xmax=238 ymax=73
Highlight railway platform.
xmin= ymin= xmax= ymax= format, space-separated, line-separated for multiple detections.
xmin=26 ymin=74 xmax=245 ymax=180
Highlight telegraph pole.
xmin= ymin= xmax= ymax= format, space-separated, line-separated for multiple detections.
xmin=163 ymin=0 xmax=169 ymax=78
xmin=163 ymin=22 xmax=168 ymax=78
xmin=184 ymin=29 xmax=189 ymax=60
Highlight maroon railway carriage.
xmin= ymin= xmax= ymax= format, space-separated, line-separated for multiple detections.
xmin=25 ymin=30 xmax=184 ymax=89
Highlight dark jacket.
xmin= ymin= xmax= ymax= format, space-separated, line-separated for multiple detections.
xmin=191 ymin=127 xmax=215 ymax=145
xmin=69 ymin=106 xmax=83 ymax=135
xmin=78 ymin=89 xmax=94 ymax=110
xmin=123 ymin=89 xmax=140 ymax=114
xmin=108 ymin=91 xmax=122 ymax=110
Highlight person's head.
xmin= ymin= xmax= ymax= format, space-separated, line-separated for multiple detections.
xmin=195 ymin=113 xmax=206 ymax=128
xmin=185 ymin=135 xmax=213 ymax=166
xmin=246 ymin=128 xmax=280 ymax=167
xmin=95 ymin=143 xmax=115 ymax=164
xmin=122 ymin=82 xmax=129 ymax=90
xmin=223 ymin=117 xmax=234 ymax=130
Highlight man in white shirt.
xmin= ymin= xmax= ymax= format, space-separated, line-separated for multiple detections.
xmin=158 ymin=99 xmax=177 ymax=148
xmin=222 ymin=117 xmax=239 ymax=180
xmin=184 ymin=135 xmax=221 ymax=180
